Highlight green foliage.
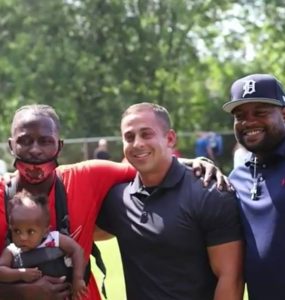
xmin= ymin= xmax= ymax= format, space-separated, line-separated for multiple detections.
xmin=0 ymin=0 xmax=284 ymax=151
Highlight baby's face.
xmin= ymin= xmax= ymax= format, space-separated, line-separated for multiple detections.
xmin=10 ymin=205 xmax=49 ymax=252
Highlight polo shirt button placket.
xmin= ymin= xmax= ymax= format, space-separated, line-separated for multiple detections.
xmin=140 ymin=211 xmax=148 ymax=223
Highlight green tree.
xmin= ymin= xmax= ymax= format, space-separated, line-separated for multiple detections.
xmin=0 ymin=0 xmax=281 ymax=149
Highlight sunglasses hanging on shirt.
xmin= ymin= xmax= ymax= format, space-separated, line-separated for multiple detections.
xmin=248 ymin=156 xmax=262 ymax=201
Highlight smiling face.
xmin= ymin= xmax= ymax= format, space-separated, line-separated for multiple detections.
xmin=232 ymin=102 xmax=285 ymax=156
xmin=121 ymin=106 xmax=176 ymax=186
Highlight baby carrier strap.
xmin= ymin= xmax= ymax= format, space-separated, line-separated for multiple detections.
xmin=54 ymin=175 xmax=107 ymax=298
xmin=54 ymin=175 xmax=70 ymax=236
xmin=4 ymin=177 xmax=17 ymax=244
xmin=4 ymin=175 xmax=107 ymax=299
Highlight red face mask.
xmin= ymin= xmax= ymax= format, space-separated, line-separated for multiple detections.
xmin=14 ymin=159 xmax=58 ymax=184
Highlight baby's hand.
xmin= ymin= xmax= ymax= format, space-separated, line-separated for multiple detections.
xmin=19 ymin=267 xmax=42 ymax=282
xmin=72 ymin=279 xmax=87 ymax=299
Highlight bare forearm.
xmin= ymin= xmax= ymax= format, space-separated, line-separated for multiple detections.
xmin=59 ymin=234 xmax=86 ymax=281
xmin=1 ymin=276 xmax=71 ymax=300
xmin=214 ymin=276 xmax=244 ymax=300
xmin=71 ymin=246 xmax=86 ymax=280
xmin=0 ymin=267 xmax=24 ymax=282
xmin=94 ymin=226 xmax=114 ymax=241
xmin=0 ymin=282 xmax=30 ymax=300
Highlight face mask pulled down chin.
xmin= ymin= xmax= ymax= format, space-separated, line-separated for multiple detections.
xmin=14 ymin=158 xmax=58 ymax=184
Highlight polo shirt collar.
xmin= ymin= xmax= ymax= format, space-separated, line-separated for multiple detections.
xmin=129 ymin=157 xmax=186 ymax=195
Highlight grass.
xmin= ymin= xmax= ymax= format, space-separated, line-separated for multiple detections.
xmin=91 ymin=238 xmax=126 ymax=300
xmin=92 ymin=238 xmax=249 ymax=300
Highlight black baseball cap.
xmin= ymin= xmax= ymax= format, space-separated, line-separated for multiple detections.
xmin=223 ymin=74 xmax=285 ymax=113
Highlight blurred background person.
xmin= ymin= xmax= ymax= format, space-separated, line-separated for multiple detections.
xmin=0 ymin=149 xmax=7 ymax=175
xmin=195 ymin=131 xmax=223 ymax=164
xmin=195 ymin=131 xmax=212 ymax=159
xmin=93 ymin=138 xmax=111 ymax=160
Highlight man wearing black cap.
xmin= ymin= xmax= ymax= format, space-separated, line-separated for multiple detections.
xmin=223 ymin=73 xmax=285 ymax=300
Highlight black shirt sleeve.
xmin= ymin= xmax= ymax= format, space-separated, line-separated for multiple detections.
xmin=194 ymin=182 xmax=243 ymax=247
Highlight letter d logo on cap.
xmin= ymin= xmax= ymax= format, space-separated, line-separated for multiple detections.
xmin=242 ymin=80 xmax=256 ymax=97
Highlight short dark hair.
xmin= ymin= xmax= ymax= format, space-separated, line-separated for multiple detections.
xmin=11 ymin=104 xmax=60 ymax=135
xmin=8 ymin=190 xmax=50 ymax=225
xmin=122 ymin=102 xmax=172 ymax=132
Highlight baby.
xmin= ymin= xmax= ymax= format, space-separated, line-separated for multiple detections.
xmin=0 ymin=190 xmax=87 ymax=299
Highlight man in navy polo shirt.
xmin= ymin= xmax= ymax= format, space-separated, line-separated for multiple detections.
xmin=223 ymin=73 xmax=285 ymax=300
xmin=96 ymin=102 xmax=244 ymax=300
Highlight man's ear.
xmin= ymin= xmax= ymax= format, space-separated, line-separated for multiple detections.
xmin=58 ymin=139 xmax=64 ymax=153
xmin=167 ymin=129 xmax=177 ymax=149
xmin=282 ymin=107 xmax=285 ymax=121
xmin=8 ymin=138 xmax=15 ymax=156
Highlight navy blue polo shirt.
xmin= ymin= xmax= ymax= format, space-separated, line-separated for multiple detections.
xmin=230 ymin=138 xmax=285 ymax=300
xmin=97 ymin=158 xmax=242 ymax=300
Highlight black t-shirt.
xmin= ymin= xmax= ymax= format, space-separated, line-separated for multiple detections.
xmin=97 ymin=158 xmax=242 ymax=300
